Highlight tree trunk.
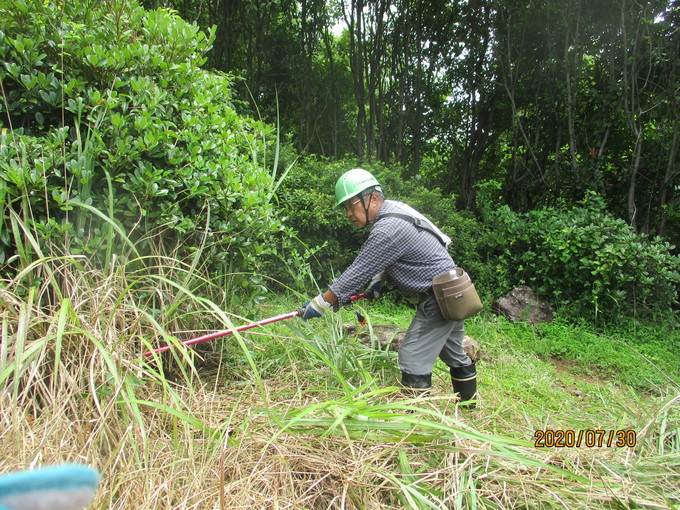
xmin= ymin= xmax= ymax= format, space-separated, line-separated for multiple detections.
xmin=564 ymin=2 xmax=580 ymax=171
xmin=659 ymin=128 xmax=679 ymax=236
xmin=344 ymin=0 xmax=366 ymax=158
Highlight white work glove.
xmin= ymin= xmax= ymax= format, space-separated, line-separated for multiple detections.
xmin=299 ymin=293 xmax=333 ymax=320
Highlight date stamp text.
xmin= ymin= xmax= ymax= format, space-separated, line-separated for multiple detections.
xmin=534 ymin=429 xmax=637 ymax=448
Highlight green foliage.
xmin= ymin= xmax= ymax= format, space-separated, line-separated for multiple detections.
xmin=0 ymin=0 xmax=296 ymax=303
xmin=277 ymin=156 xmax=504 ymax=311
xmin=280 ymin=157 xmax=677 ymax=322
xmin=141 ymin=0 xmax=679 ymax=251
xmin=276 ymin=156 xmax=369 ymax=286
xmin=486 ymin=192 xmax=680 ymax=318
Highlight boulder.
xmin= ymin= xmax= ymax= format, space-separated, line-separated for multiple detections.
xmin=494 ymin=285 xmax=554 ymax=325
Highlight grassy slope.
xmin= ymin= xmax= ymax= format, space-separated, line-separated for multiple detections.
xmin=0 ymin=268 xmax=678 ymax=509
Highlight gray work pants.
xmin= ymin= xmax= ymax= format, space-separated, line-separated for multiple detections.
xmin=398 ymin=293 xmax=472 ymax=375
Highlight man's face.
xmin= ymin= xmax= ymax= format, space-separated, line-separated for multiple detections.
xmin=342 ymin=195 xmax=366 ymax=228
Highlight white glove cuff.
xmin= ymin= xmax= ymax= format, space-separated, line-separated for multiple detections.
xmin=312 ymin=293 xmax=333 ymax=309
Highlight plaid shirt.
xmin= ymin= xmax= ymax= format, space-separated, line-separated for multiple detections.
xmin=329 ymin=200 xmax=455 ymax=304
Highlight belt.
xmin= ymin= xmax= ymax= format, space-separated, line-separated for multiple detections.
xmin=418 ymin=287 xmax=434 ymax=301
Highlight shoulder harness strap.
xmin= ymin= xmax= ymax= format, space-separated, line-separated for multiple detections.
xmin=380 ymin=212 xmax=447 ymax=247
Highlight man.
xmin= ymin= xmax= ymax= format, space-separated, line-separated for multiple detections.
xmin=299 ymin=168 xmax=477 ymax=407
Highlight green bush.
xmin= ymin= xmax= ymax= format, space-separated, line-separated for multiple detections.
xmin=486 ymin=192 xmax=680 ymax=318
xmin=279 ymin=160 xmax=678 ymax=322
xmin=277 ymin=158 xmax=500 ymax=303
xmin=275 ymin=156 xmax=366 ymax=286
xmin=0 ymin=0 xmax=294 ymax=303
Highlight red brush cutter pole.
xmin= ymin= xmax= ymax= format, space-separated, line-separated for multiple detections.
xmin=144 ymin=293 xmax=367 ymax=356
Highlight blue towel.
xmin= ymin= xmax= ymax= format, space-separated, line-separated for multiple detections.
xmin=0 ymin=465 xmax=99 ymax=510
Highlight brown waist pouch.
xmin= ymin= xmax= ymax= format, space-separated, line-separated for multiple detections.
xmin=432 ymin=267 xmax=483 ymax=321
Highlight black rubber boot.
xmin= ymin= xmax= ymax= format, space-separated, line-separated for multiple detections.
xmin=450 ymin=362 xmax=477 ymax=409
xmin=401 ymin=372 xmax=432 ymax=397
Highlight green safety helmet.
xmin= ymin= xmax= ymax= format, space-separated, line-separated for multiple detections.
xmin=334 ymin=168 xmax=381 ymax=206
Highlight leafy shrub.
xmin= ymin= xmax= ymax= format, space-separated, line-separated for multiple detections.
xmin=275 ymin=156 xmax=366 ymax=287
xmin=486 ymin=192 xmax=680 ymax=318
xmin=277 ymin=158 xmax=498 ymax=300
xmin=0 ymin=0 xmax=294 ymax=303
xmin=280 ymin=160 xmax=678 ymax=322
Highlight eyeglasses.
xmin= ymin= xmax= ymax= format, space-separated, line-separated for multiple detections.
xmin=342 ymin=198 xmax=362 ymax=212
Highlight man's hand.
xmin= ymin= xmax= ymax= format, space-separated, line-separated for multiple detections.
xmin=299 ymin=293 xmax=332 ymax=320
xmin=365 ymin=271 xmax=385 ymax=300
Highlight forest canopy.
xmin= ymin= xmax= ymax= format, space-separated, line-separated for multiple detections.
xmin=1 ymin=0 xmax=678 ymax=320
xmin=138 ymin=0 xmax=680 ymax=244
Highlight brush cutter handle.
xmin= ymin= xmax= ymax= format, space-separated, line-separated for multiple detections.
xmin=143 ymin=293 xmax=366 ymax=356
xmin=143 ymin=310 xmax=300 ymax=356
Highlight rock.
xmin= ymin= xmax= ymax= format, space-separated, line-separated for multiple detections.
xmin=343 ymin=324 xmax=485 ymax=361
xmin=343 ymin=323 xmax=404 ymax=350
xmin=462 ymin=335 xmax=485 ymax=362
xmin=494 ymin=285 xmax=554 ymax=325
